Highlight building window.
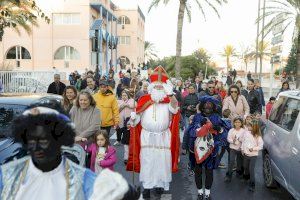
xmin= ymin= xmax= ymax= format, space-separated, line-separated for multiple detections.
xmin=6 ymin=46 xmax=31 ymax=59
xmin=118 ymin=36 xmax=130 ymax=45
xmin=118 ymin=16 xmax=130 ymax=25
xmin=53 ymin=13 xmax=80 ymax=25
xmin=54 ymin=46 xmax=80 ymax=60
xmin=119 ymin=56 xmax=130 ymax=66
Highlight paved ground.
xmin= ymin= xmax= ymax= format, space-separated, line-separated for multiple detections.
xmin=110 ymin=132 xmax=294 ymax=200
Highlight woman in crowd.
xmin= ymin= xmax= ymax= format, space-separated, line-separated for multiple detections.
xmin=69 ymin=91 xmax=101 ymax=143
xmin=277 ymin=81 xmax=290 ymax=97
xmin=222 ymin=85 xmax=250 ymax=121
xmin=61 ymin=85 xmax=77 ymax=113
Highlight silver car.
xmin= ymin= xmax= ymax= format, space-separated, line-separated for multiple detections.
xmin=263 ymin=90 xmax=300 ymax=200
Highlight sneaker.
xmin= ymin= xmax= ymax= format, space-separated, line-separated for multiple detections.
xmin=204 ymin=194 xmax=212 ymax=200
xmin=155 ymin=187 xmax=164 ymax=195
xmin=142 ymin=189 xmax=150 ymax=199
xmin=197 ymin=194 xmax=204 ymax=200
xmin=218 ymin=163 xmax=226 ymax=169
xmin=113 ymin=141 xmax=120 ymax=146
xmin=248 ymin=182 xmax=255 ymax=192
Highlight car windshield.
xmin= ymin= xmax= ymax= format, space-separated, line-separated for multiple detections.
xmin=0 ymin=104 xmax=27 ymax=137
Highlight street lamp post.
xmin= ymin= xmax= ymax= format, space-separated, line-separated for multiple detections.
xmin=255 ymin=0 xmax=261 ymax=76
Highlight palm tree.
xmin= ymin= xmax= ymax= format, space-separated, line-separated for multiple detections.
xmin=0 ymin=0 xmax=49 ymax=41
xmin=260 ymin=0 xmax=300 ymax=88
xmin=239 ymin=45 xmax=253 ymax=74
xmin=222 ymin=45 xmax=237 ymax=72
xmin=144 ymin=41 xmax=158 ymax=62
xmin=148 ymin=0 xmax=227 ymax=78
xmin=257 ymin=41 xmax=271 ymax=75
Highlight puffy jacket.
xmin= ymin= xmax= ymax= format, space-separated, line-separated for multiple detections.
xmin=87 ymin=144 xmax=117 ymax=171
xmin=242 ymin=89 xmax=261 ymax=114
xmin=93 ymin=90 xmax=120 ymax=127
xmin=182 ymin=93 xmax=198 ymax=117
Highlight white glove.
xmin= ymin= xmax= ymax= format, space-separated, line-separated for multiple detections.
xmin=130 ymin=112 xmax=137 ymax=120
xmin=164 ymin=80 xmax=174 ymax=96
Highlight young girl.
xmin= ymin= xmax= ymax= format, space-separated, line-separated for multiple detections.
xmin=225 ymin=117 xmax=245 ymax=182
xmin=87 ymin=130 xmax=117 ymax=174
xmin=241 ymin=120 xmax=263 ymax=192
xmin=244 ymin=115 xmax=253 ymax=131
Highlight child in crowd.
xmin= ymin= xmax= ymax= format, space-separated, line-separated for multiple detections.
xmin=244 ymin=115 xmax=253 ymax=131
xmin=225 ymin=117 xmax=245 ymax=182
xmin=266 ymin=97 xmax=276 ymax=119
xmin=253 ymin=111 xmax=266 ymax=136
xmin=87 ymin=130 xmax=117 ymax=174
xmin=241 ymin=120 xmax=264 ymax=192
xmin=218 ymin=109 xmax=232 ymax=169
xmin=122 ymin=117 xmax=131 ymax=165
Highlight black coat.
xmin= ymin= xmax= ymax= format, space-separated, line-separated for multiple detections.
xmin=47 ymin=82 xmax=66 ymax=95
xmin=242 ymin=89 xmax=262 ymax=114
xmin=182 ymin=93 xmax=199 ymax=117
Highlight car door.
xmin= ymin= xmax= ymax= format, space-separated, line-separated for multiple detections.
xmin=288 ymin=102 xmax=300 ymax=199
xmin=267 ymin=96 xmax=293 ymax=186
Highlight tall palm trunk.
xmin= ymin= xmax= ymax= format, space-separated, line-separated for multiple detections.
xmin=175 ymin=0 xmax=186 ymax=78
xmin=226 ymin=56 xmax=230 ymax=71
xmin=297 ymin=33 xmax=300 ymax=89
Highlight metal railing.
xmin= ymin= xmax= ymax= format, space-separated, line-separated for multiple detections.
xmin=0 ymin=71 xmax=66 ymax=93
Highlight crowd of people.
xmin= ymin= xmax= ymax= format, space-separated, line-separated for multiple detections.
xmin=1 ymin=65 xmax=293 ymax=200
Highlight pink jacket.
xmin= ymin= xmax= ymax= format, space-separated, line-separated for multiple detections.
xmin=87 ymin=144 xmax=117 ymax=172
xmin=241 ymin=131 xmax=263 ymax=157
xmin=222 ymin=95 xmax=250 ymax=120
xmin=227 ymin=128 xmax=246 ymax=151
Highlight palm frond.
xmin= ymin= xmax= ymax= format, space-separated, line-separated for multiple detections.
xmin=185 ymin=2 xmax=192 ymax=23
xmin=148 ymin=0 xmax=163 ymax=13
xmin=204 ymin=0 xmax=221 ymax=18
xmin=194 ymin=0 xmax=207 ymax=21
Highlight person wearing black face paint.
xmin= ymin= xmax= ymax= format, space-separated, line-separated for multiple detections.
xmin=0 ymin=106 xmax=140 ymax=200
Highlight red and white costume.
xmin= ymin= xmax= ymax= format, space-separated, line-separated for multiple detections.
xmin=126 ymin=66 xmax=180 ymax=190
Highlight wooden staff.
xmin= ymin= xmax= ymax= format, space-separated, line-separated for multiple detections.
xmin=132 ymin=84 xmax=137 ymax=186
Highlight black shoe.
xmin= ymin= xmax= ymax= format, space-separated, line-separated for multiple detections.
xmin=197 ymin=194 xmax=204 ymax=200
xmin=248 ymin=182 xmax=255 ymax=192
xmin=155 ymin=187 xmax=164 ymax=195
xmin=224 ymin=175 xmax=232 ymax=182
xmin=204 ymin=194 xmax=211 ymax=200
xmin=243 ymin=174 xmax=250 ymax=181
xmin=142 ymin=189 xmax=150 ymax=199
xmin=124 ymin=160 xmax=128 ymax=165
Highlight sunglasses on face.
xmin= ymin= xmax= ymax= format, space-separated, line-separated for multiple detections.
xmin=230 ymin=91 xmax=238 ymax=93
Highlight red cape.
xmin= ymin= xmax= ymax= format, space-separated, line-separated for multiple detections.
xmin=126 ymin=94 xmax=181 ymax=173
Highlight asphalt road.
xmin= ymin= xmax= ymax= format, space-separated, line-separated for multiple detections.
xmin=110 ymin=132 xmax=294 ymax=200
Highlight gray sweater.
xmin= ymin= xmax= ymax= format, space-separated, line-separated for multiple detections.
xmin=69 ymin=106 xmax=101 ymax=138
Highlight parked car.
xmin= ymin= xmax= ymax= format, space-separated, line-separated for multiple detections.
xmin=0 ymin=93 xmax=85 ymax=166
xmin=263 ymin=90 xmax=300 ymax=200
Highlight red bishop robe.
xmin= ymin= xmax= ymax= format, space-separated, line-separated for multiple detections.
xmin=126 ymin=94 xmax=180 ymax=173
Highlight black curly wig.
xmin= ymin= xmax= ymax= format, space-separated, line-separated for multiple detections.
xmin=11 ymin=113 xmax=75 ymax=148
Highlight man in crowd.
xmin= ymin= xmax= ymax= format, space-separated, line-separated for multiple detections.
xmin=182 ymin=84 xmax=198 ymax=130
xmin=80 ymin=70 xmax=96 ymax=91
xmin=254 ymin=79 xmax=265 ymax=114
xmin=47 ymin=74 xmax=66 ymax=95
xmin=93 ymin=80 xmax=120 ymax=135
xmin=135 ymin=81 xmax=149 ymax=101
xmin=0 ymin=106 xmax=140 ymax=200
xmin=199 ymin=80 xmax=222 ymax=102
xmin=194 ymin=76 xmax=203 ymax=94
xmin=127 ymin=66 xmax=180 ymax=199
xmin=243 ymin=79 xmax=262 ymax=114
xmin=84 ymin=76 xmax=98 ymax=94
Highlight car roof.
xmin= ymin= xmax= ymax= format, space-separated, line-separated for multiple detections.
xmin=0 ymin=93 xmax=62 ymax=106
xmin=278 ymin=90 xmax=300 ymax=100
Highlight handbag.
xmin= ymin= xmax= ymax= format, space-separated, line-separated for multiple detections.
xmin=194 ymin=127 xmax=215 ymax=164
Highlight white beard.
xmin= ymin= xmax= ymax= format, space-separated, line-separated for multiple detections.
xmin=150 ymin=89 xmax=167 ymax=103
